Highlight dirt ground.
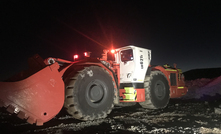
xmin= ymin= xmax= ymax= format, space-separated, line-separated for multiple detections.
xmin=1 ymin=97 xmax=221 ymax=134
xmin=1 ymin=74 xmax=221 ymax=134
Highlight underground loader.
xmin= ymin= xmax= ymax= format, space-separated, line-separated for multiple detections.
xmin=0 ymin=45 xmax=188 ymax=125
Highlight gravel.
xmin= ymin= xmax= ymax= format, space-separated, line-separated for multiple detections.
xmin=1 ymin=76 xmax=221 ymax=134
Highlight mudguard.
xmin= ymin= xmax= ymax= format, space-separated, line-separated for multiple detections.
xmin=0 ymin=62 xmax=64 ymax=126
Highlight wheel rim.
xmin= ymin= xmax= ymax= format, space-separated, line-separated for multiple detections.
xmin=89 ymin=84 xmax=104 ymax=102
xmin=86 ymin=79 xmax=107 ymax=107
xmin=154 ymin=80 xmax=166 ymax=100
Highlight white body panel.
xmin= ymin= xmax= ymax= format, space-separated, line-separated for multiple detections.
xmin=115 ymin=46 xmax=151 ymax=83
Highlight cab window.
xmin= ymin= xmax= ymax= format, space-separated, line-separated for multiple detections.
xmin=121 ymin=49 xmax=133 ymax=62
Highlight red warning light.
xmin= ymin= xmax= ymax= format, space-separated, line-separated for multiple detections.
xmin=73 ymin=55 xmax=78 ymax=61
xmin=84 ymin=52 xmax=91 ymax=57
xmin=111 ymin=49 xmax=115 ymax=53
xmin=84 ymin=52 xmax=87 ymax=57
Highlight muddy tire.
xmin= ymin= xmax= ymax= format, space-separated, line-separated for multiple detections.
xmin=64 ymin=66 xmax=115 ymax=120
xmin=139 ymin=71 xmax=170 ymax=109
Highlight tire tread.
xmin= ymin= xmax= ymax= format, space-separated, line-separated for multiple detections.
xmin=64 ymin=66 xmax=115 ymax=120
xmin=139 ymin=71 xmax=169 ymax=109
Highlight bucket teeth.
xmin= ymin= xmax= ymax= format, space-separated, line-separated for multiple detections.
xmin=27 ymin=117 xmax=36 ymax=124
xmin=6 ymin=105 xmax=16 ymax=114
xmin=17 ymin=111 xmax=27 ymax=119
xmin=0 ymin=100 xmax=43 ymax=125
xmin=36 ymin=119 xmax=44 ymax=126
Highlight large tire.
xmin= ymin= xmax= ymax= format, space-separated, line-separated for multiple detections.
xmin=64 ymin=66 xmax=115 ymax=120
xmin=139 ymin=71 xmax=170 ymax=109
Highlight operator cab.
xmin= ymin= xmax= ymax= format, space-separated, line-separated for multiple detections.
xmin=113 ymin=46 xmax=151 ymax=102
xmin=115 ymin=46 xmax=151 ymax=84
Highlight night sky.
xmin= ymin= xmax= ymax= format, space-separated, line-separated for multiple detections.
xmin=1 ymin=1 xmax=221 ymax=80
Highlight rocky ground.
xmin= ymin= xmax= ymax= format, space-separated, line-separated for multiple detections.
xmin=1 ymin=75 xmax=221 ymax=134
xmin=1 ymin=98 xmax=221 ymax=134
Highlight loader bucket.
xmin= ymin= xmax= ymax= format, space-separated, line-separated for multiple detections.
xmin=0 ymin=62 xmax=64 ymax=126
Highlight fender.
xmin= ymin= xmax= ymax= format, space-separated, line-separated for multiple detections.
xmin=151 ymin=65 xmax=171 ymax=85
xmin=62 ymin=58 xmax=119 ymax=105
